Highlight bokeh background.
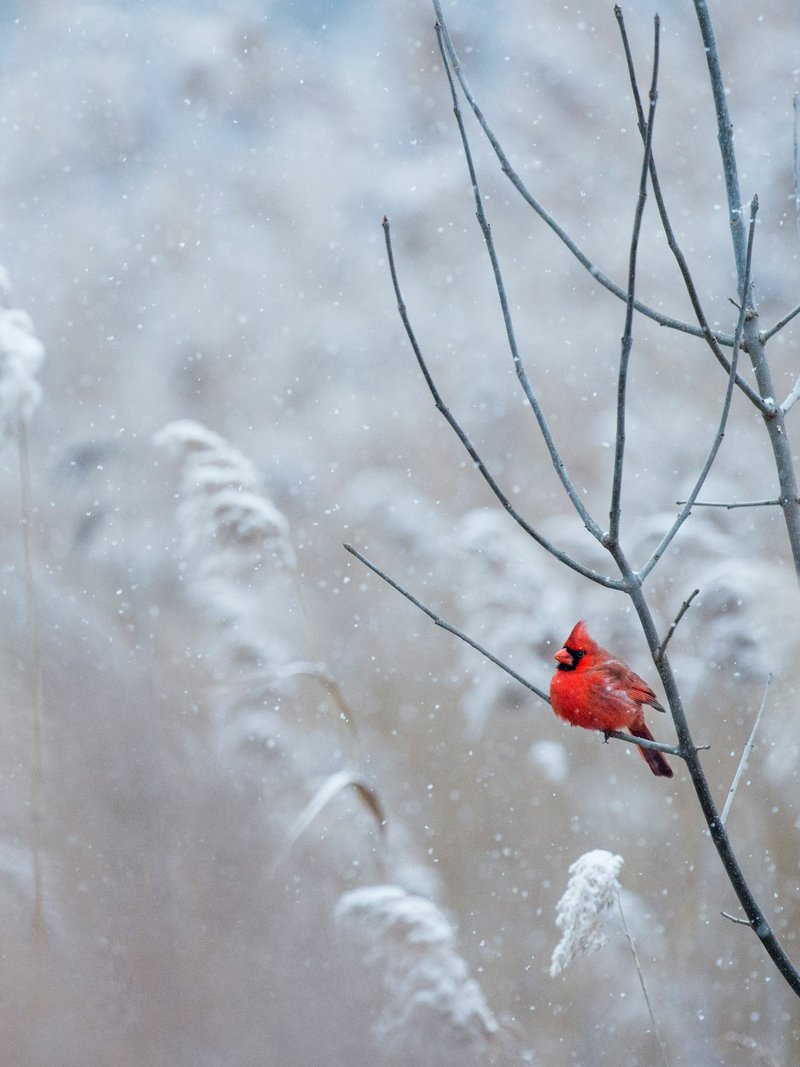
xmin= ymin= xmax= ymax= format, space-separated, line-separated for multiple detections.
xmin=1 ymin=0 xmax=800 ymax=1063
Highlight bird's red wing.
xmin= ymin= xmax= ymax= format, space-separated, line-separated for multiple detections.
xmin=595 ymin=658 xmax=665 ymax=712
xmin=626 ymin=670 xmax=665 ymax=712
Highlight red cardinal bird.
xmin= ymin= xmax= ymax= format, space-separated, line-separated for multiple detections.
xmin=549 ymin=621 xmax=673 ymax=778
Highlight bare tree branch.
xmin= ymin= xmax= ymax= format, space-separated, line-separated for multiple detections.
xmin=431 ymin=0 xmax=737 ymax=348
xmin=656 ymin=588 xmax=699 ymax=663
xmin=780 ymin=374 xmax=800 ymax=415
xmin=608 ymin=16 xmax=660 ymax=548
xmin=365 ymin=1 xmax=800 ymax=1001
xmin=605 ymin=730 xmax=681 ymax=759
xmin=675 ymin=496 xmax=794 ymax=509
xmin=721 ymin=911 xmax=753 ymax=927
xmin=692 ymin=1 xmax=748 ymax=287
xmin=614 ymin=6 xmax=765 ymax=412
xmin=612 ymin=546 xmax=800 ymax=999
xmin=762 ymin=301 xmax=800 ymax=344
xmin=720 ymin=674 xmax=772 ymax=827
xmin=637 ymin=198 xmax=757 ymax=582
xmin=433 ymin=21 xmax=605 ymax=545
xmin=693 ymin=0 xmax=800 ymax=579
xmin=344 ymin=543 xmax=550 ymax=703
xmin=381 ymin=217 xmax=621 ymax=589
xmin=793 ymin=93 xmax=800 ymax=243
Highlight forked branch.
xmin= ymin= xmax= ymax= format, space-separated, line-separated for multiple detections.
xmin=381 ymin=216 xmax=621 ymax=590
xmin=354 ymin=2 xmax=800 ymax=1001
xmin=432 ymin=0 xmax=737 ymax=348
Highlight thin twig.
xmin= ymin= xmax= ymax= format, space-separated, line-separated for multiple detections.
xmin=614 ymin=5 xmax=764 ymax=412
xmin=605 ymin=730 xmax=681 ymax=759
xmin=721 ymin=910 xmax=753 ymax=927
xmin=794 ymin=93 xmax=800 ymax=244
xmin=18 ymin=420 xmax=45 ymax=939
xmin=433 ymin=22 xmax=605 ymax=545
xmin=617 ymin=892 xmax=669 ymax=1067
xmin=675 ymin=497 xmax=786 ymax=509
xmin=720 ymin=674 xmax=772 ymax=827
xmin=346 ymin=544 xmax=686 ymax=762
xmin=345 ymin=543 xmax=550 ymax=703
xmin=656 ymin=588 xmax=699 ymax=663
xmin=608 ymin=15 xmax=660 ymax=547
xmin=763 ymin=301 xmax=800 ymax=344
xmin=432 ymin=0 xmax=737 ymax=348
xmin=382 ymin=217 xmax=621 ymax=589
xmin=781 ymin=375 xmax=800 ymax=416
xmin=693 ymin=0 xmax=747 ymax=287
xmin=693 ymin=3 xmax=800 ymax=584
xmin=638 ymin=196 xmax=758 ymax=583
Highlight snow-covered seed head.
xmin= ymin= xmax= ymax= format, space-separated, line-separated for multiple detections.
xmin=549 ymin=849 xmax=624 ymax=977
xmin=154 ymin=418 xmax=295 ymax=569
xmin=335 ymin=884 xmax=498 ymax=1052
xmin=0 ymin=300 xmax=45 ymax=441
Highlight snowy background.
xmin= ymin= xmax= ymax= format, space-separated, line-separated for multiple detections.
xmin=1 ymin=0 xmax=800 ymax=1063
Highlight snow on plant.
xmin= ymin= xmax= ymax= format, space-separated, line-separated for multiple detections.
xmin=154 ymin=419 xmax=295 ymax=569
xmin=154 ymin=419 xmax=298 ymax=671
xmin=0 ymin=284 xmax=45 ymax=441
xmin=335 ymin=883 xmax=498 ymax=1053
xmin=549 ymin=849 xmax=624 ymax=977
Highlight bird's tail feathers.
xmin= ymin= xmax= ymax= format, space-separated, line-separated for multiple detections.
xmin=630 ymin=720 xmax=674 ymax=778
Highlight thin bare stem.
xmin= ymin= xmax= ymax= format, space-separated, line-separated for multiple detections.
xmin=613 ymin=547 xmax=800 ymax=998
xmin=617 ymin=892 xmax=669 ymax=1067
xmin=693 ymin=1 xmax=800 ymax=582
xmin=614 ymin=6 xmax=764 ymax=412
xmin=605 ymin=730 xmax=682 ymax=759
xmin=608 ymin=16 xmax=660 ymax=547
xmin=18 ymin=421 xmax=45 ymax=940
xmin=721 ymin=910 xmax=753 ymax=927
xmin=382 ymin=218 xmax=621 ymax=589
xmin=432 ymin=1 xmax=736 ymax=348
xmin=720 ymin=674 xmax=771 ymax=827
xmin=794 ymin=93 xmax=800 ymax=243
xmin=675 ymin=496 xmax=786 ymax=509
xmin=693 ymin=0 xmax=746 ymax=287
xmin=638 ymin=196 xmax=758 ymax=583
xmin=345 ymin=543 xmax=550 ymax=703
xmin=656 ymin=588 xmax=699 ymax=663
xmin=781 ymin=375 xmax=800 ymax=416
xmin=763 ymin=301 xmax=800 ymax=344
xmin=433 ymin=23 xmax=604 ymax=544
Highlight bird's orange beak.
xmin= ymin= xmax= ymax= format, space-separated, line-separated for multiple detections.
xmin=554 ymin=647 xmax=571 ymax=665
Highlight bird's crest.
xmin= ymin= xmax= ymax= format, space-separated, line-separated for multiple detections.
xmin=563 ymin=620 xmax=598 ymax=654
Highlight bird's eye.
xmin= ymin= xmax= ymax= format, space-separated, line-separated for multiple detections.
xmin=567 ymin=647 xmax=584 ymax=660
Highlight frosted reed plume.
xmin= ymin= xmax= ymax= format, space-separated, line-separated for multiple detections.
xmin=155 ymin=419 xmax=295 ymax=569
xmin=550 ymin=852 xmax=667 ymax=1061
xmin=155 ymin=419 xmax=297 ymax=672
xmin=0 ymin=270 xmax=47 ymax=1005
xmin=0 ymin=279 xmax=45 ymax=441
xmin=335 ymin=884 xmax=498 ymax=1054
xmin=549 ymin=849 xmax=624 ymax=976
